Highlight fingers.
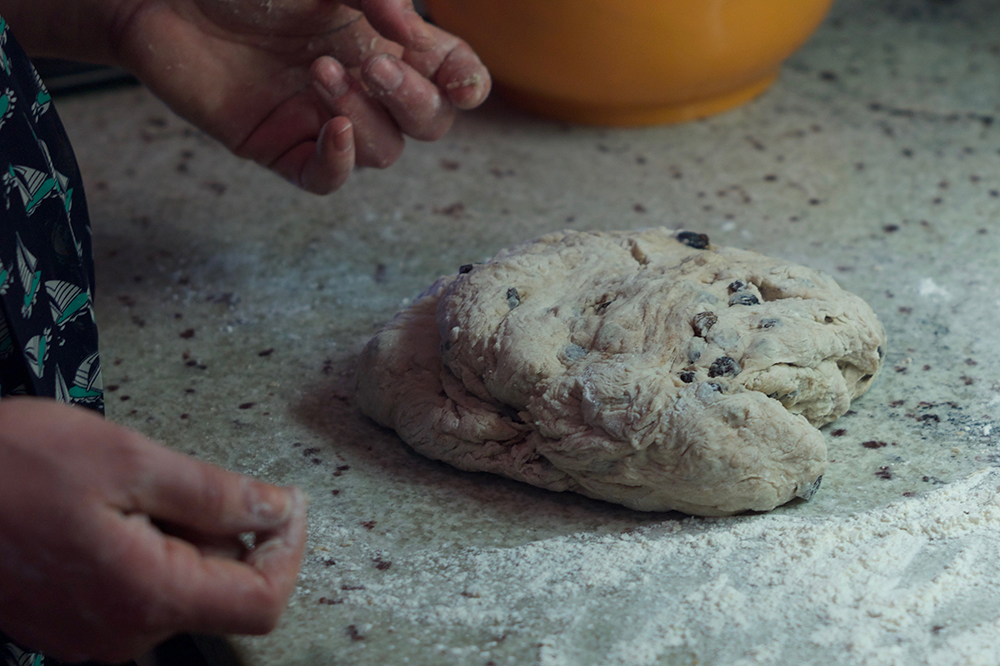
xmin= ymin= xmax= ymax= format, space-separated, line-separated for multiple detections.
xmin=298 ymin=117 xmax=356 ymax=194
xmin=361 ymin=53 xmax=457 ymax=141
xmin=124 ymin=437 xmax=301 ymax=536
xmin=112 ymin=489 xmax=308 ymax=636
xmin=311 ymin=56 xmax=405 ymax=168
xmin=340 ymin=0 xmax=435 ymax=52
xmin=403 ymin=22 xmax=492 ymax=110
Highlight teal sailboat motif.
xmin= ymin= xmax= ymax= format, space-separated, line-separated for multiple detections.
xmin=24 ymin=327 xmax=50 ymax=378
xmin=3 ymin=138 xmax=72 ymax=218
xmin=15 ymin=233 xmax=40 ymax=318
xmin=29 ymin=67 xmax=50 ymax=121
xmin=0 ymin=16 xmax=10 ymax=76
xmin=69 ymin=351 xmax=102 ymax=402
xmin=0 ymin=87 xmax=14 ymax=131
xmin=0 ymin=256 xmax=9 ymax=294
xmin=46 ymin=279 xmax=91 ymax=328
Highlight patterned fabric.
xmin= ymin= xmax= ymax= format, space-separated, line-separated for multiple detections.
xmin=0 ymin=15 xmax=103 ymax=413
xmin=0 ymin=13 xmax=104 ymax=664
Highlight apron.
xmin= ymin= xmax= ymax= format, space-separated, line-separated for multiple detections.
xmin=1 ymin=13 xmax=105 ymax=666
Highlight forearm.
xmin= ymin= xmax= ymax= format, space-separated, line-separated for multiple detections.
xmin=0 ymin=0 xmax=134 ymax=65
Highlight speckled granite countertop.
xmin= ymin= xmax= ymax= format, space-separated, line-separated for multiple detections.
xmin=56 ymin=0 xmax=999 ymax=663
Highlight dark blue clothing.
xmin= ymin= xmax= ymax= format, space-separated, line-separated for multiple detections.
xmin=1 ymin=13 xmax=104 ymax=666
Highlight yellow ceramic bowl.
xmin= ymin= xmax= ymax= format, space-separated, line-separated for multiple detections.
xmin=425 ymin=0 xmax=836 ymax=126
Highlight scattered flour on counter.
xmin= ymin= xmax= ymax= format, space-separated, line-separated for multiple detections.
xmin=918 ymin=278 xmax=950 ymax=299
xmin=313 ymin=468 xmax=1000 ymax=665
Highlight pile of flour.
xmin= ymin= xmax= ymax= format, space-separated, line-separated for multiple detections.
xmin=308 ymin=468 xmax=1000 ymax=665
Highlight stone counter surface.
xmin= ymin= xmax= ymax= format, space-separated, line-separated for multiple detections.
xmin=55 ymin=0 xmax=1000 ymax=663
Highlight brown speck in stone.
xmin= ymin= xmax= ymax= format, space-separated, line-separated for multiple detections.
xmin=440 ymin=159 xmax=460 ymax=171
xmin=374 ymin=558 xmax=392 ymax=571
xmin=347 ymin=625 xmax=365 ymax=641
xmin=898 ymin=306 xmax=913 ymax=314
xmin=745 ymin=135 xmax=766 ymax=151
xmin=203 ymin=181 xmax=227 ymax=195
xmin=318 ymin=597 xmax=343 ymax=605
xmin=932 ymin=197 xmax=943 ymax=205
xmin=360 ymin=520 xmax=377 ymax=530
xmin=180 ymin=413 xmax=189 ymax=420
xmin=179 ymin=328 xmax=195 ymax=339
xmin=855 ymin=162 xmax=866 ymax=171
xmin=636 ymin=154 xmax=647 ymax=165
xmin=918 ymin=413 xmax=940 ymax=423
xmin=836 ymin=266 xmax=854 ymax=273
xmin=923 ymin=365 xmax=931 ymax=371
xmin=302 ymin=447 xmax=321 ymax=456
xmin=118 ymin=294 xmax=136 ymax=307
xmin=902 ymin=491 xmax=915 ymax=497
xmin=875 ymin=466 xmax=893 ymax=480
xmin=258 ymin=348 xmax=275 ymax=357
xmin=185 ymin=388 xmax=196 ymax=394
xmin=901 ymin=148 xmax=913 ymax=158
xmin=434 ymin=202 xmax=466 ymax=217
xmin=965 ymin=358 xmax=978 ymax=366
xmin=373 ymin=263 xmax=387 ymax=283
xmin=890 ymin=399 xmax=905 ymax=407
xmin=895 ymin=366 xmax=908 ymax=374
xmin=341 ymin=584 xmax=365 ymax=591
xmin=120 ymin=395 xmax=131 ymax=402
xmin=764 ymin=174 xmax=778 ymax=182
xmin=336 ymin=465 xmax=350 ymax=472
xmin=238 ymin=402 xmax=255 ymax=409
xmin=831 ymin=429 xmax=847 ymax=437
xmin=106 ymin=384 xmax=119 ymax=392
xmin=819 ymin=70 xmax=838 ymax=81
xmin=633 ymin=204 xmax=647 ymax=213
xmin=331 ymin=489 xmax=341 ymax=496
xmin=883 ymin=224 xmax=900 ymax=233
xmin=808 ymin=198 xmax=822 ymax=206
xmin=970 ymin=174 xmax=982 ymax=183
xmin=310 ymin=458 xmax=321 ymax=465
xmin=863 ymin=440 xmax=888 ymax=449
xmin=931 ymin=625 xmax=944 ymax=634
xmin=938 ymin=180 xmax=950 ymax=190
xmin=131 ymin=315 xmax=146 ymax=327
xmin=960 ymin=375 xmax=975 ymax=386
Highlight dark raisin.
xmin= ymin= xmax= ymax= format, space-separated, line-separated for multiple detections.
xmin=506 ymin=287 xmax=520 ymax=309
xmin=676 ymin=231 xmax=710 ymax=249
xmin=708 ymin=356 xmax=741 ymax=378
xmin=824 ymin=316 xmax=834 ymax=323
xmin=459 ymin=264 xmax=474 ymax=274
xmin=758 ymin=318 xmax=780 ymax=329
xmin=729 ymin=292 xmax=759 ymax=306
xmin=727 ymin=280 xmax=746 ymax=294
xmin=705 ymin=382 xmax=724 ymax=393
xmin=680 ymin=371 xmax=696 ymax=383
xmin=692 ymin=311 xmax=717 ymax=337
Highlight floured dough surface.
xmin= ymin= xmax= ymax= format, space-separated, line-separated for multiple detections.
xmin=356 ymin=229 xmax=886 ymax=515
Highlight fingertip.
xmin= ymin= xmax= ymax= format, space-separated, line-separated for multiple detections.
xmin=445 ymin=70 xmax=492 ymax=109
xmin=311 ymin=56 xmax=351 ymax=101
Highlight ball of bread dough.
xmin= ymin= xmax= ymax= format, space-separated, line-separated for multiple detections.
xmin=356 ymin=228 xmax=886 ymax=516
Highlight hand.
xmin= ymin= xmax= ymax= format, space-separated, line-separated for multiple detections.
xmin=0 ymin=398 xmax=307 ymax=663
xmin=108 ymin=0 xmax=491 ymax=193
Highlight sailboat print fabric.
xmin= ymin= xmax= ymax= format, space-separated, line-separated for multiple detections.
xmin=0 ymin=14 xmax=103 ymax=417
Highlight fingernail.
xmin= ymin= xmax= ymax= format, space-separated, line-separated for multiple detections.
xmin=313 ymin=58 xmax=350 ymax=99
xmin=366 ymin=55 xmax=404 ymax=94
xmin=248 ymin=483 xmax=294 ymax=525
xmin=333 ymin=121 xmax=352 ymax=153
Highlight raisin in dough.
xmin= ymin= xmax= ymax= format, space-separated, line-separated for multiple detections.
xmin=356 ymin=229 xmax=886 ymax=516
